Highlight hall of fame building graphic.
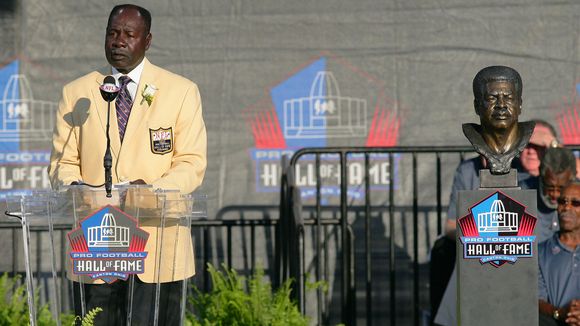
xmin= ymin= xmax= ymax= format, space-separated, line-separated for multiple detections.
xmin=68 ymin=205 xmax=149 ymax=283
xmin=243 ymin=55 xmax=403 ymax=199
xmin=0 ymin=63 xmax=56 ymax=143
xmin=0 ymin=60 xmax=57 ymax=197
xmin=457 ymin=191 xmax=537 ymax=268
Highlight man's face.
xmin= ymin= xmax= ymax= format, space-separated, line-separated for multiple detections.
xmin=520 ymin=143 xmax=545 ymax=176
xmin=557 ymin=184 xmax=580 ymax=232
xmin=105 ymin=7 xmax=151 ymax=74
xmin=542 ymin=168 xmax=574 ymax=207
xmin=519 ymin=125 xmax=557 ymax=176
xmin=476 ymin=80 xmax=521 ymax=131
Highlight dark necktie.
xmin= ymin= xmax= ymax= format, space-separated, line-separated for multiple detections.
xmin=116 ymin=76 xmax=133 ymax=142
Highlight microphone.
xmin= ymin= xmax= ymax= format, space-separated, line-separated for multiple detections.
xmin=100 ymin=76 xmax=118 ymax=197
xmin=100 ymin=76 xmax=119 ymax=102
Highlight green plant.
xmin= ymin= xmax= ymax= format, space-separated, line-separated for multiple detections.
xmin=74 ymin=307 xmax=103 ymax=326
xmin=304 ymin=273 xmax=329 ymax=293
xmin=0 ymin=273 xmax=62 ymax=325
xmin=0 ymin=273 xmax=35 ymax=325
xmin=0 ymin=273 xmax=101 ymax=326
xmin=187 ymin=263 xmax=308 ymax=326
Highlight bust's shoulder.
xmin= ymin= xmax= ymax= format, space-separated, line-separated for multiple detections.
xmin=462 ymin=123 xmax=493 ymax=157
xmin=462 ymin=123 xmax=485 ymax=147
xmin=515 ymin=121 xmax=535 ymax=149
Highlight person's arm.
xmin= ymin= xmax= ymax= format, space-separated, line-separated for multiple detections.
xmin=537 ymin=261 xmax=574 ymax=324
xmin=150 ymin=84 xmax=207 ymax=193
xmin=48 ymin=85 xmax=82 ymax=188
xmin=539 ymin=300 xmax=564 ymax=321
xmin=444 ymin=162 xmax=469 ymax=236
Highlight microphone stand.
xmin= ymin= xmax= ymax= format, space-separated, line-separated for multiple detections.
xmin=104 ymin=100 xmax=113 ymax=198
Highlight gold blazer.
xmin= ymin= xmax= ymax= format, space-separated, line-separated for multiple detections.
xmin=49 ymin=58 xmax=207 ymax=283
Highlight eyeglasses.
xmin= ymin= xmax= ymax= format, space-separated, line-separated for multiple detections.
xmin=556 ymin=197 xmax=580 ymax=207
xmin=543 ymin=184 xmax=566 ymax=193
xmin=525 ymin=143 xmax=546 ymax=151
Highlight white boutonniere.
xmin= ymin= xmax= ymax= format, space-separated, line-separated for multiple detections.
xmin=141 ymin=84 xmax=158 ymax=106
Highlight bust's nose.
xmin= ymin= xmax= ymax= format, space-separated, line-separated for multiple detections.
xmin=496 ymin=95 xmax=508 ymax=109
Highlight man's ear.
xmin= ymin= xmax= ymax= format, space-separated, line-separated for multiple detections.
xmin=474 ymin=99 xmax=481 ymax=116
xmin=145 ymin=32 xmax=152 ymax=51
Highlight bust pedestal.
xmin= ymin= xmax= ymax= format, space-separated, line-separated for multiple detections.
xmin=456 ymin=169 xmax=538 ymax=326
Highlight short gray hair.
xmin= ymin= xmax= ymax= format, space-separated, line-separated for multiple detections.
xmin=540 ymin=147 xmax=577 ymax=177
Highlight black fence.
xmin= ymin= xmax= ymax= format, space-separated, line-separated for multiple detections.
xmin=276 ymin=146 xmax=479 ymax=326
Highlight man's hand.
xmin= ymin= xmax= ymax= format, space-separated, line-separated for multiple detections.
xmin=130 ymin=179 xmax=146 ymax=185
xmin=565 ymin=299 xmax=580 ymax=325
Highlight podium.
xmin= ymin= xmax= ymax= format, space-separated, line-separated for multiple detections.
xmin=6 ymin=185 xmax=206 ymax=326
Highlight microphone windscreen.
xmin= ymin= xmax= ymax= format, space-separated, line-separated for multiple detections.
xmin=100 ymin=76 xmax=119 ymax=102
xmin=103 ymin=75 xmax=116 ymax=85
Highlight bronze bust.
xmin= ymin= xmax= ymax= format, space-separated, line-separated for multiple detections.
xmin=463 ymin=66 xmax=535 ymax=175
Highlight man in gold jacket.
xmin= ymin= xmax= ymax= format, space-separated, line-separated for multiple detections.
xmin=48 ymin=4 xmax=206 ymax=325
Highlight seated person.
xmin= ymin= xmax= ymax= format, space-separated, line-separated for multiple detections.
xmin=537 ymin=147 xmax=577 ymax=243
xmin=538 ymin=182 xmax=580 ymax=325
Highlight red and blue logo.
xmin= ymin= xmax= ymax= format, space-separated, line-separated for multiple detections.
xmin=0 ymin=60 xmax=57 ymax=197
xmin=244 ymin=54 xmax=403 ymax=199
xmin=68 ymin=205 xmax=149 ymax=283
xmin=458 ymin=191 xmax=537 ymax=268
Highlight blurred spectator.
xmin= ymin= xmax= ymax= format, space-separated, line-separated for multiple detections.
xmin=537 ymin=147 xmax=577 ymax=243
xmin=538 ymin=182 xmax=580 ymax=326
xmin=521 ymin=119 xmax=560 ymax=177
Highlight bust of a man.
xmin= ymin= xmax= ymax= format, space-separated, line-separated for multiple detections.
xmin=463 ymin=65 xmax=535 ymax=175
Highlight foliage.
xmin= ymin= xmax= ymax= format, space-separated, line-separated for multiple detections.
xmin=304 ymin=273 xmax=329 ymax=293
xmin=187 ymin=263 xmax=308 ymax=326
xmin=0 ymin=273 xmax=100 ymax=326
xmin=76 ymin=307 xmax=103 ymax=326
xmin=0 ymin=273 xmax=65 ymax=325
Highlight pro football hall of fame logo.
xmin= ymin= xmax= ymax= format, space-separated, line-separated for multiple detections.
xmin=457 ymin=191 xmax=537 ymax=268
xmin=68 ymin=205 xmax=149 ymax=283
xmin=0 ymin=60 xmax=57 ymax=197
xmin=244 ymin=55 xmax=403 ymax=200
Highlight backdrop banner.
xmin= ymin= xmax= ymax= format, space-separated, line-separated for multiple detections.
xmin=1 ymin=0 xmax=580 ymax=263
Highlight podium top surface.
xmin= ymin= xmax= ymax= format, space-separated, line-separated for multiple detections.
xmin=4 ymin=185 xmax=207 ymax=223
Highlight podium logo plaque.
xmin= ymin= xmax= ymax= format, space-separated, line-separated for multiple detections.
xmin=458 ymin=191 xmax=537 ymax=267
xmin=68 ymin=205 xmax=149 ymax=283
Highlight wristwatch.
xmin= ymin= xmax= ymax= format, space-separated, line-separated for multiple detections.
xmin=553 ymin=308 xmax=560 ymax=320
